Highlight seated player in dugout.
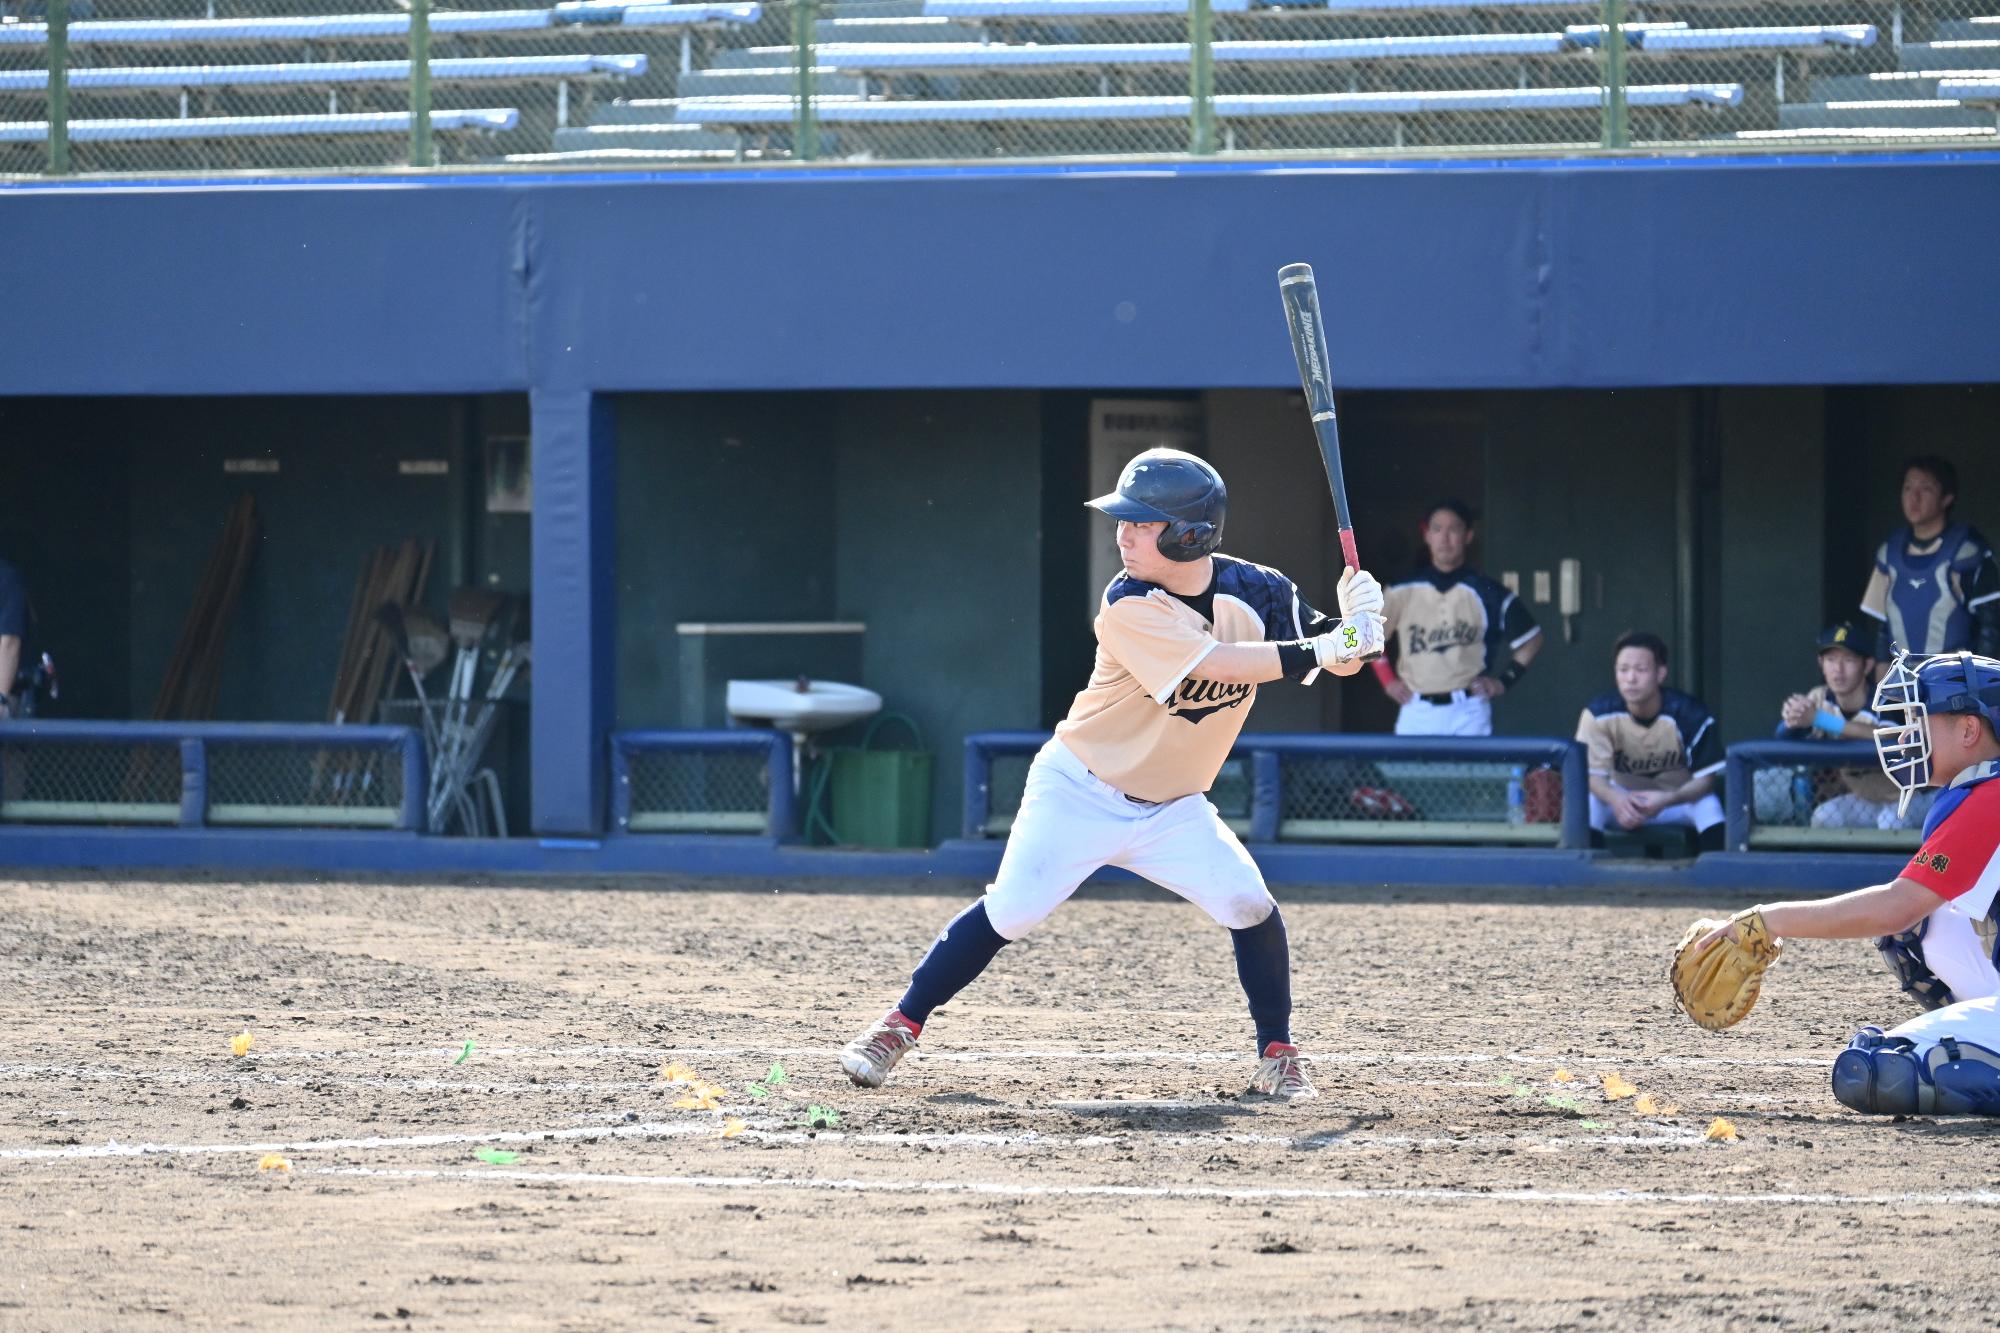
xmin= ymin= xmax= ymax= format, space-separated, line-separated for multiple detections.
xmin=1773 ymin=619 xmax=1930 ymax=830
xmin=1577 ymin=631 xmax=1725 ymax=849
xmin=838 ymin=449 xmax=1388 ymax=1102
xmin=1692 ymin=651 xmax=2000 ymax=1116
xmin=1370 ymin=499 xmax=1541 ymax=736
xmin=1859 ymin=455 xmax=2000 ymax=662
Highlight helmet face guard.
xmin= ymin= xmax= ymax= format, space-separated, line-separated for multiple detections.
xmin=1087 ymin=448 xmax=1227 ymax=564
xmin=1873 ymin=649 xmax=2000 ymax=816
xmin=1872 ymin=653 xmax=1931 ymax=817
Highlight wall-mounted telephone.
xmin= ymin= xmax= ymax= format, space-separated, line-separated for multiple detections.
xmin=1558 ymin=558 xmax=1582 ymax=642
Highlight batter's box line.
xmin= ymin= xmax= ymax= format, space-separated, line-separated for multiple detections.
xmin=235 ymin=1046 xmax=1838 ymax=1070
xmin=305 ymin=1164 xmax=2000 ymax=1211
xmin=0 ymin=1116 xmax=1713 ymax=1166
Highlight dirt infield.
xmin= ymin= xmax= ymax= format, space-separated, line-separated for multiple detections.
xmin=3 ymin=875 xmax=1998 ymax=1331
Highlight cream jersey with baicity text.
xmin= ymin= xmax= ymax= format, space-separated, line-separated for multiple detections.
xmin=1055 ymin=554 xmax=1327 ymax=804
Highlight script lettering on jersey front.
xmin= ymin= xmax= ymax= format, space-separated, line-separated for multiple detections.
xmin=1612 ymin=745 xmax=1688 ymax=779
xmin=1169 ymin=677 xmax=1254 ymax=724
xmin=1405 ymin=618 xmax=1482 ymax=657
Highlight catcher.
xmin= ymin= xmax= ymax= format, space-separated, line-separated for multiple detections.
xmin=1673 ymin=650 xmax=2000 ymax=1113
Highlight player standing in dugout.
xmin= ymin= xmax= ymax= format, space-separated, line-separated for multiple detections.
xmin=1369 ymin=500 xmax=1541 ymax=736
xmin=1859 ymin=455 xmax=2000 ymax=662
xmin=838 ymin=449 xmax=1386 ymax=1101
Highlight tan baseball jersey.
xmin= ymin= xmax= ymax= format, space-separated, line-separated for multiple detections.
xmin=1383 ymin=565 xmax=1540 ymax=697
xmin=1576 ymin=687 xmax=1722 ymax=794
xmin=1056 ymin=554 xmax=1323 ymax=803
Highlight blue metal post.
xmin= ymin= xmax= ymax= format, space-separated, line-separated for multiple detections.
xmin=962 ymin=736 xmax=992 ymax=839
xmin=767 ymin=733 xmax=797 ymax=840
xmin=398 ymin=730 xmax=427 ymax=832
xmin=179 ymin=739 xmax=207 ymax=828
xmin=1725 ymin=750 xmax=1752 ymax=853
xmin=1558 ymin=740 xmax=1590 ymax=851
xmin=530 ymin=390 xmax=617 ymax=836
xmin=1248 ymin=749 xmax=1281 ymax=843
xmin=608 ymin=737 xmax=632 ymax=833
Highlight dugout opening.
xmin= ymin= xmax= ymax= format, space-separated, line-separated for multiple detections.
xmin=0 ymin=393 xmax=533 ymax=835
xmin=614 ymin=383 xmax=1998 ymax=847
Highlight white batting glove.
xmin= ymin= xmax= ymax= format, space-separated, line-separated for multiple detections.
xmin=1314 ymin=611 xmax=1385 ymax=667
xmin=1337 ymin=566 xmax=1384 ymax=618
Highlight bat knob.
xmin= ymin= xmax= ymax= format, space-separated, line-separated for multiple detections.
xmin=1277 ymin=262 xmax=1315 ymax=283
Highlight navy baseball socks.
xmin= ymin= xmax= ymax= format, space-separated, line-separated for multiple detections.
xmin=1235 ymin=907 xmax=1316 ymax=1099
xmin=842 ymin=899 xmax=1010 ymax=1088
xmin=1230 ymin=905 xmax=1293 ymax=1054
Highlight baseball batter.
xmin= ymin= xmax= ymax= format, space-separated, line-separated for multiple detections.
xmin=1690 ymin=650 xmax=2000 ymax=1115
xmin=838 ymin=449 xmax=1385 ymax=1101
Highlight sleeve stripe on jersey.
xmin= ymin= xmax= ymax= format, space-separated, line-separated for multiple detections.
xmin=1692 ymin=761 xmax=1727 ymax=780
xmin=1858 ymin=603 xmax=1887 ymax=621
xmin=1509 ymin=625 xmax=1542 ymax=651
xmin=1968 ymin=590 xmax=2000 ymax=610
xmin=1154 ymin=640 xmax=1218 ymax=706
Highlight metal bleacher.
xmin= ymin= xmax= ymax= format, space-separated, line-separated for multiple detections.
xmin=557 ymin=0 xmax=1928 ymax=159
xmin=0 ymin=2 xmax=766 ymax=171
xmin=2 ymin=0 xmax=1988 ymax=168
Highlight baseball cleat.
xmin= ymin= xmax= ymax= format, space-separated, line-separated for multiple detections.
xmin=1247 ymin=1042 xmax=1317 ymax=1101
xmin=840 ymin=1010 xmax=920 ymax=1088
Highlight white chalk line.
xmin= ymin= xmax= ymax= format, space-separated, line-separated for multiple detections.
xmin=0 ymin=1110 xmax=1714 ymax=1164
xmin=113 ymin=1044 xmax=1842 ymax=1071
xmin=307 ymin=1164 xmax=2000 ymax=1211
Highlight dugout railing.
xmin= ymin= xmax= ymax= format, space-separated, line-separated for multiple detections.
xmin=1723 ymin=738 xmax=1924 ymax=854
xmin=962 ymin=730 xmax=1592 ymax=849
xmin=0 ymin=720 xmax=425 ymax=830
xmin=610 ymin=728 xmax=797 ymax=836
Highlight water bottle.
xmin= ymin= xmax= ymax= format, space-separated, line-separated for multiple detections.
xmin=1507 ymin=766 xmax=1526 ymax=826
xmin=1792 ymin=772 xmax=1813 ymax=821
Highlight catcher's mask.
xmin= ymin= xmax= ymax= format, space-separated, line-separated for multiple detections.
xmin=1873 ymin=648 xmax=2000 ymax=815
xmin=1087 ymin=448 xmax=1227 ymax=564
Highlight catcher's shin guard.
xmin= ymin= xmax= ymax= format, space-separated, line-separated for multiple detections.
xmin=1876 ymin=927 xmax=1955 ymax=1012
xmin=1929 ymin=1037 xmax=2000 ymax=1116
xmin=1832 ymin=1028 xmax=2000 ymax=1116
xmin=1831 ymin=1028 xmax=1927 ymax=1115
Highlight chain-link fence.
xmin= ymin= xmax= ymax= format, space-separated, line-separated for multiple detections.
xmin=971 ymin=733 xmax=1580 ymax=845
xmin=0 ymin=723 xmax=419 ymax=827
xmin=614 ymin=732 xmax=789 ymax=833
xmin=6 ymin=0 xmax=1995 ymax=174
xmin=624 ymin=748 xmax=779 ymax=831
xmin=1727 ymin=738 xmax=1926 ymax=851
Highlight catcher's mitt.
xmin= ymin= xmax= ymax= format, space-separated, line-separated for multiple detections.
xmin=1670 ymin=908 xmax=1782 ymax=1031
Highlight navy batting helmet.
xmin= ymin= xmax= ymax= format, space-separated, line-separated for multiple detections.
xmin=1087 ymin=448 xmax=1226 ymax=563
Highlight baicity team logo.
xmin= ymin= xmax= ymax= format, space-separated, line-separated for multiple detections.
xmin=1407 ymin=621 xmax=1481 ymax=655
xmin=1169 ymin=678 xmax=1252 ymax=724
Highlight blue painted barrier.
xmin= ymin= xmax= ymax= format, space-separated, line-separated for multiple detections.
xmin=0 ymin=720 xmax=426 ymax=831
xmin=961 ymin=731 xmax=1590 ymax=850
xmin=609 ymin=729 xmax=796 ymax=838
xmin=1722 ymin=738 xmax=1916 ymax=855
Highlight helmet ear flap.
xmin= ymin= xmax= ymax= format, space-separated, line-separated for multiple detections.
xmin=1159 ymin=521 xmax=1219 ymax=563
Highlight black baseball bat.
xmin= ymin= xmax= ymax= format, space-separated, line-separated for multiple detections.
xmin=1279 ymin=261 xmax=1382 ymax=662
xmin=1277 ymin=261 xmax=1363 ymax=575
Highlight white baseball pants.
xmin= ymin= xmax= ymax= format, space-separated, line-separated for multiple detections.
xmin=1589 ymin=782 xmax=1726 ymax=834
xmin=982 ymin=738 xmax=1276 ymax=941
xmin=1394 ymin=692 xmax=1493 ymax=736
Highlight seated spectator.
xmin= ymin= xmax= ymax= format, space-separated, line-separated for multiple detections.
xmin=1577 ymin=631 xmax=1724 ymax=849
xmin=1859 ymin=455 xmax=2000 ymax=661
xmin=1774 ymin=620 xmax=1930 ymax=830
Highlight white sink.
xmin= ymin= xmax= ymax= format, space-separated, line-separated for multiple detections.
xmin=726 ymin=679 xmax=882 ymax=734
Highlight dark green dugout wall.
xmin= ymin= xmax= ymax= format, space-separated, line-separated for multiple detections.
xmin=616 ymin=391 xmax=1045 ymax=843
